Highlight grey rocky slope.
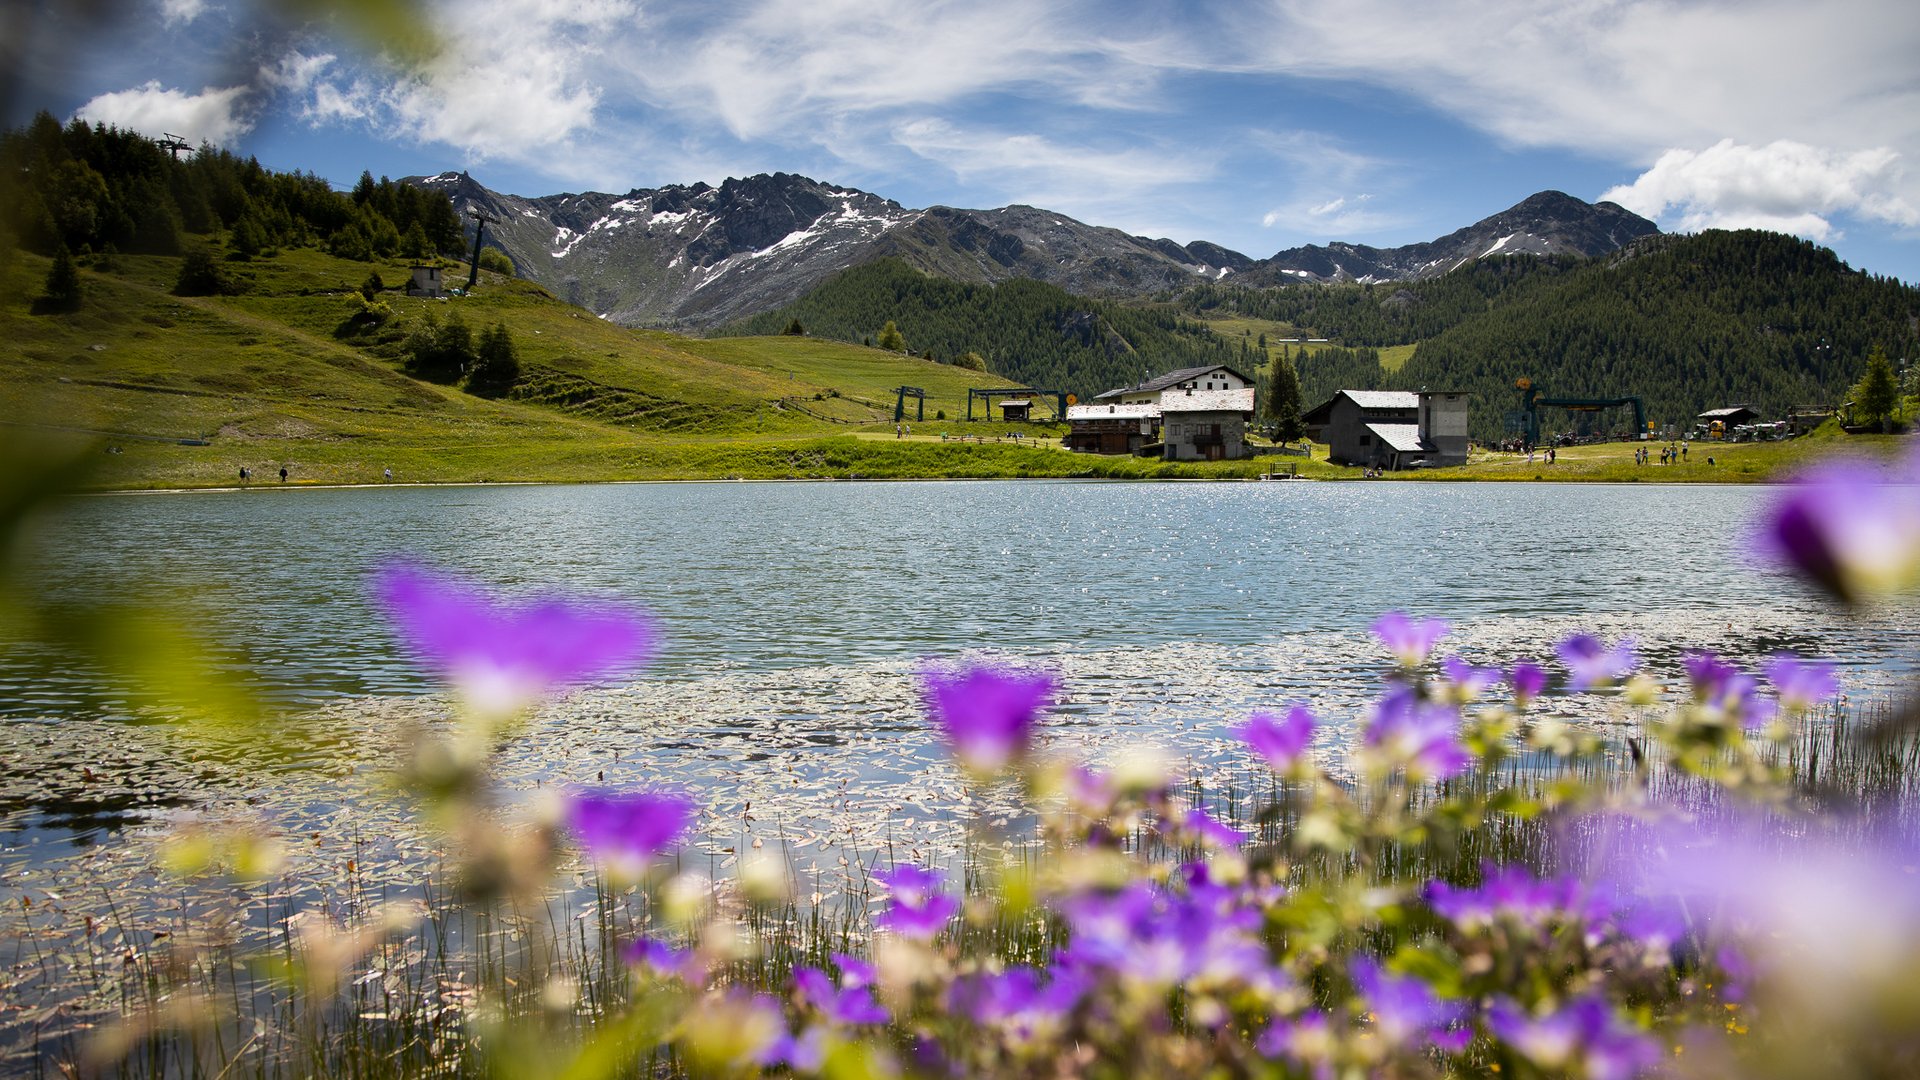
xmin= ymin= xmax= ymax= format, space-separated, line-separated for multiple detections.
xmin=412 ymin=173 xmax=1655 ymax=328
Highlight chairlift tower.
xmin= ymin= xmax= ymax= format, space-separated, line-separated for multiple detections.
xmin=158 ymin=133 xmax=192 ymax=160
xmin=465 ymin=208 xmax=500 ymax=292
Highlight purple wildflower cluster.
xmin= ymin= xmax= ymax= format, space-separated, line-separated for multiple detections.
xmin=357 ymin=542 xmax=1882 ymax=1078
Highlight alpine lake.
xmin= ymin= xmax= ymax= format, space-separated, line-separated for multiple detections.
xmin=3 ymin=478 xmax=1918 ymax=1036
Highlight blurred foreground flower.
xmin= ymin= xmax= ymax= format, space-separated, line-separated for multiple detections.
xmin=565 ymin=790 xmax=695 ymax=878
xmin=1242 ymin=705 xmax=1317 ymax=775
xmin=920 ymin=663 xmax=1055 ymax=775
xmin=873 ymin=865 xmax=960 ymax=938
xmin=1363 ymin=686 xmax=1472 ymax=780
xmin=374 ymin=563 xmax=656 ymax=718
xmin=1558 ymin=633 xmax=1637 ymax=691
xmin=1753 ymin=452 xmax=1920 ymax=603
xmin=1371 ymin=611 xmax=1450 ymax=667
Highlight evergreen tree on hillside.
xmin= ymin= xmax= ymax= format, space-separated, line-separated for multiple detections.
xmin=782 ymin=318 xmax=805 ymax=336
xmin=1266 ymin=347 xmax=1304 ymax=441
xmin=467 ymin=323 xmax=521 ymax=398
xmin=876 ymin=320 xmax=907 ymax=352
xmin=35 ymin=244 xmax=82 ymax=313
xmin=1853 ymin=344 xmax=1900 ymax=432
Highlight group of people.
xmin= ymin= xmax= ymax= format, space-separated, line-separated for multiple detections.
xmin=1635 ymin=441 xmax=1690 ymax=465
xmin=235 ymin=465 xmax=396 ymax=485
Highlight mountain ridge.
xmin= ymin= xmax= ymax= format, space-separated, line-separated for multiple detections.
xmin=408 ymin=171 xmax=1656 ymax=329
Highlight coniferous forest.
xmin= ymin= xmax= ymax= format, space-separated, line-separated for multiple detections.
xmin=723 ymin=259 xmax=1235 ymax=396
xmin=1 ymin=112 xmax=464 ymax=267
xmin=737 ymin=234 xmax=1919 ymax=440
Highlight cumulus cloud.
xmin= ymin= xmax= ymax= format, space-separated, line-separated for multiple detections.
xmin=1233 ymin=0 xmax=1919 ymax=164
xmin=279 ymin=0 xmax=639 ymax=162
xmin=75 ymin=81 xmax=252 ymax=145
xmin=1602 ymin=140 xmax=1920 ymax=241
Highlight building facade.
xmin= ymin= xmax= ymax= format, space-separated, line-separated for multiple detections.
xmin=1068 ymin=365 xmax=1258 ymax=459
xmin=1303 ymin=390 xmax=1470 ymax=469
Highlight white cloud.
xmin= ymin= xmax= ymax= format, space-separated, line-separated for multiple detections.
xmin=74 ymin=81 xmax=252 ymax=145
xmin=285 ymin=0 xmax=640 ymax=161
xmin=890 ymin=116 xmax=1213 ymax=233
xmin=158 ymin=0 xmax=209 ymax=26
xmin=1602 ymin=140 xmax=1920 ymax=241
xmin=1235 ymin=0 xmax=1919 ymax=163
xmin=261 ymin=50 xmax=335 ymax=96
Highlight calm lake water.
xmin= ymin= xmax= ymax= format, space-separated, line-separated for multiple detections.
xmin=4 ymin=479 xmax=1918 ymax=856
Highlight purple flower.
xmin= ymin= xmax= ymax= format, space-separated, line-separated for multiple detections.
xmin=1176 ymin=805 xmax=1248 ymax=850
xmin=1064 ymin=764 xmax=1117 ymax=817
xmin=830 ymin=952 xmax=877 ymax=990
xmin=1487 ymin=995 xmax=1660 ymax=1080
xmin=873 ymin=864 xmax=960 ymax=939
xmin=1057 ymin=882 xmax=1276 ymax=991
xmin=1372 ymin=611 xmax=1451 ymax=667
xmin=566 ymin=790 xmax=696 ymax=873
xmin=1256 ymin=1009 xmax=1330 ymax=1062
xmin=1440 ymin=655 xmax=1502 ymax=700
xmin=1764 ymin=653 xmax=1840 ymax=711
xmin=1426 ymin=863 xmax=1613 ymax=933
xmin=623 ymin=937 xmax=707 ymax=984
xmin=1557 ymin=633 xmax=1637 ymax=691
xmin=1683 ymin=651 xmax=1774 ymax=729
xmin=1510 ymin=660 xmax=1549 ymax=705
xmin=1242 ymin=706 xmax=1316 ymax=773
xmin=920 ymin=663 xmax=1056 ymax=774
xmin=947 ymin=966 xmax=1088 ymax=1041
xmin=1364 ymin=686 xmax=1473 ymax=780
xmin=1752 ymin=457 xmax=1920 ymax=603
xmin=1350 ymin=956 xmax=1464 ymax=1049
xmin=374 ymin=563 xmax=656 ymax=715
xmin=792 ymin=966 xmax=890 ymax=1026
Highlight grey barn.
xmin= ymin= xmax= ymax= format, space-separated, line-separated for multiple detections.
xmin=1303 ymin=390 xmax=1470 ymax=469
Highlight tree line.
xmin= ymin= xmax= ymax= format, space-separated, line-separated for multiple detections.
xmin=1 ymin=112 xmax=464 ymax=266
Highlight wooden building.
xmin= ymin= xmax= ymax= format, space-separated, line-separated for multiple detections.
xmin=1065 ymin=401 xmax=1160 ymax=454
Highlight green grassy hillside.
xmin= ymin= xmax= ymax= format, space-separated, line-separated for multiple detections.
xmin=3 ymin=243 xmax=1331 ymax=487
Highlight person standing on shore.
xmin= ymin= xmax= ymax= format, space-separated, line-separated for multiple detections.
xmin=279 ymin=466 xmax=288 ymax=482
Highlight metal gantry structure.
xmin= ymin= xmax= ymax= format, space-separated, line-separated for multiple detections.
xmin=966 ymin=387 xmax=1069 ymax=422
xmin=893 ymin=386 xmax=926 ymax=422
xmin=1515 ymin=381 xmax=1647 ymax=443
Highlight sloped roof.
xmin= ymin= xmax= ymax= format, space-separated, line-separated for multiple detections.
xmin=1094 ymin=364 xmax=1255 ymax=399
xmin=1344 ymin=390 xmax=1421 ymax=410
xmin=1698 ymin=406 xmax=1759 ymax=421
xmin=1068 ymin=402 xmax=1160 ymax=421
xmin=1161 ymin=387 xmax=1256 ymax=414
xmin=1366 ymin=423 xmax=1430 ymax=454
xmin=1302 ymin=389 xmax=1422 ymax=425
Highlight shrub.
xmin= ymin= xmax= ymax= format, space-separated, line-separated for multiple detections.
xmin=33 ymin=245 xmax=82 ymax=313
xmin=477 ymin=247 xmax=514 ymax=276
xmin=173 ymin=248 xmax=234 ymax=296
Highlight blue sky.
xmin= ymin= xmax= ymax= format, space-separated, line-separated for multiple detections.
xmin=18 ymin=0 xmax=1920 ymax=281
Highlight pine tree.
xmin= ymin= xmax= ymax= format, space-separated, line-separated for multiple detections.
xmin=1853 ymin=344 xmax=1899 ymax=432
xmin=781 ymin=318 xmax=805 ymax=336
xmin=876 ymin=320 xmax=906 ymax=352
xmin=1267 ymin=345 xmax=1304 ymax=442
xmin=36 ymin=244 xmax=82 ymax=313
xmin=467 ymin=323 xmax=521 ymax=397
